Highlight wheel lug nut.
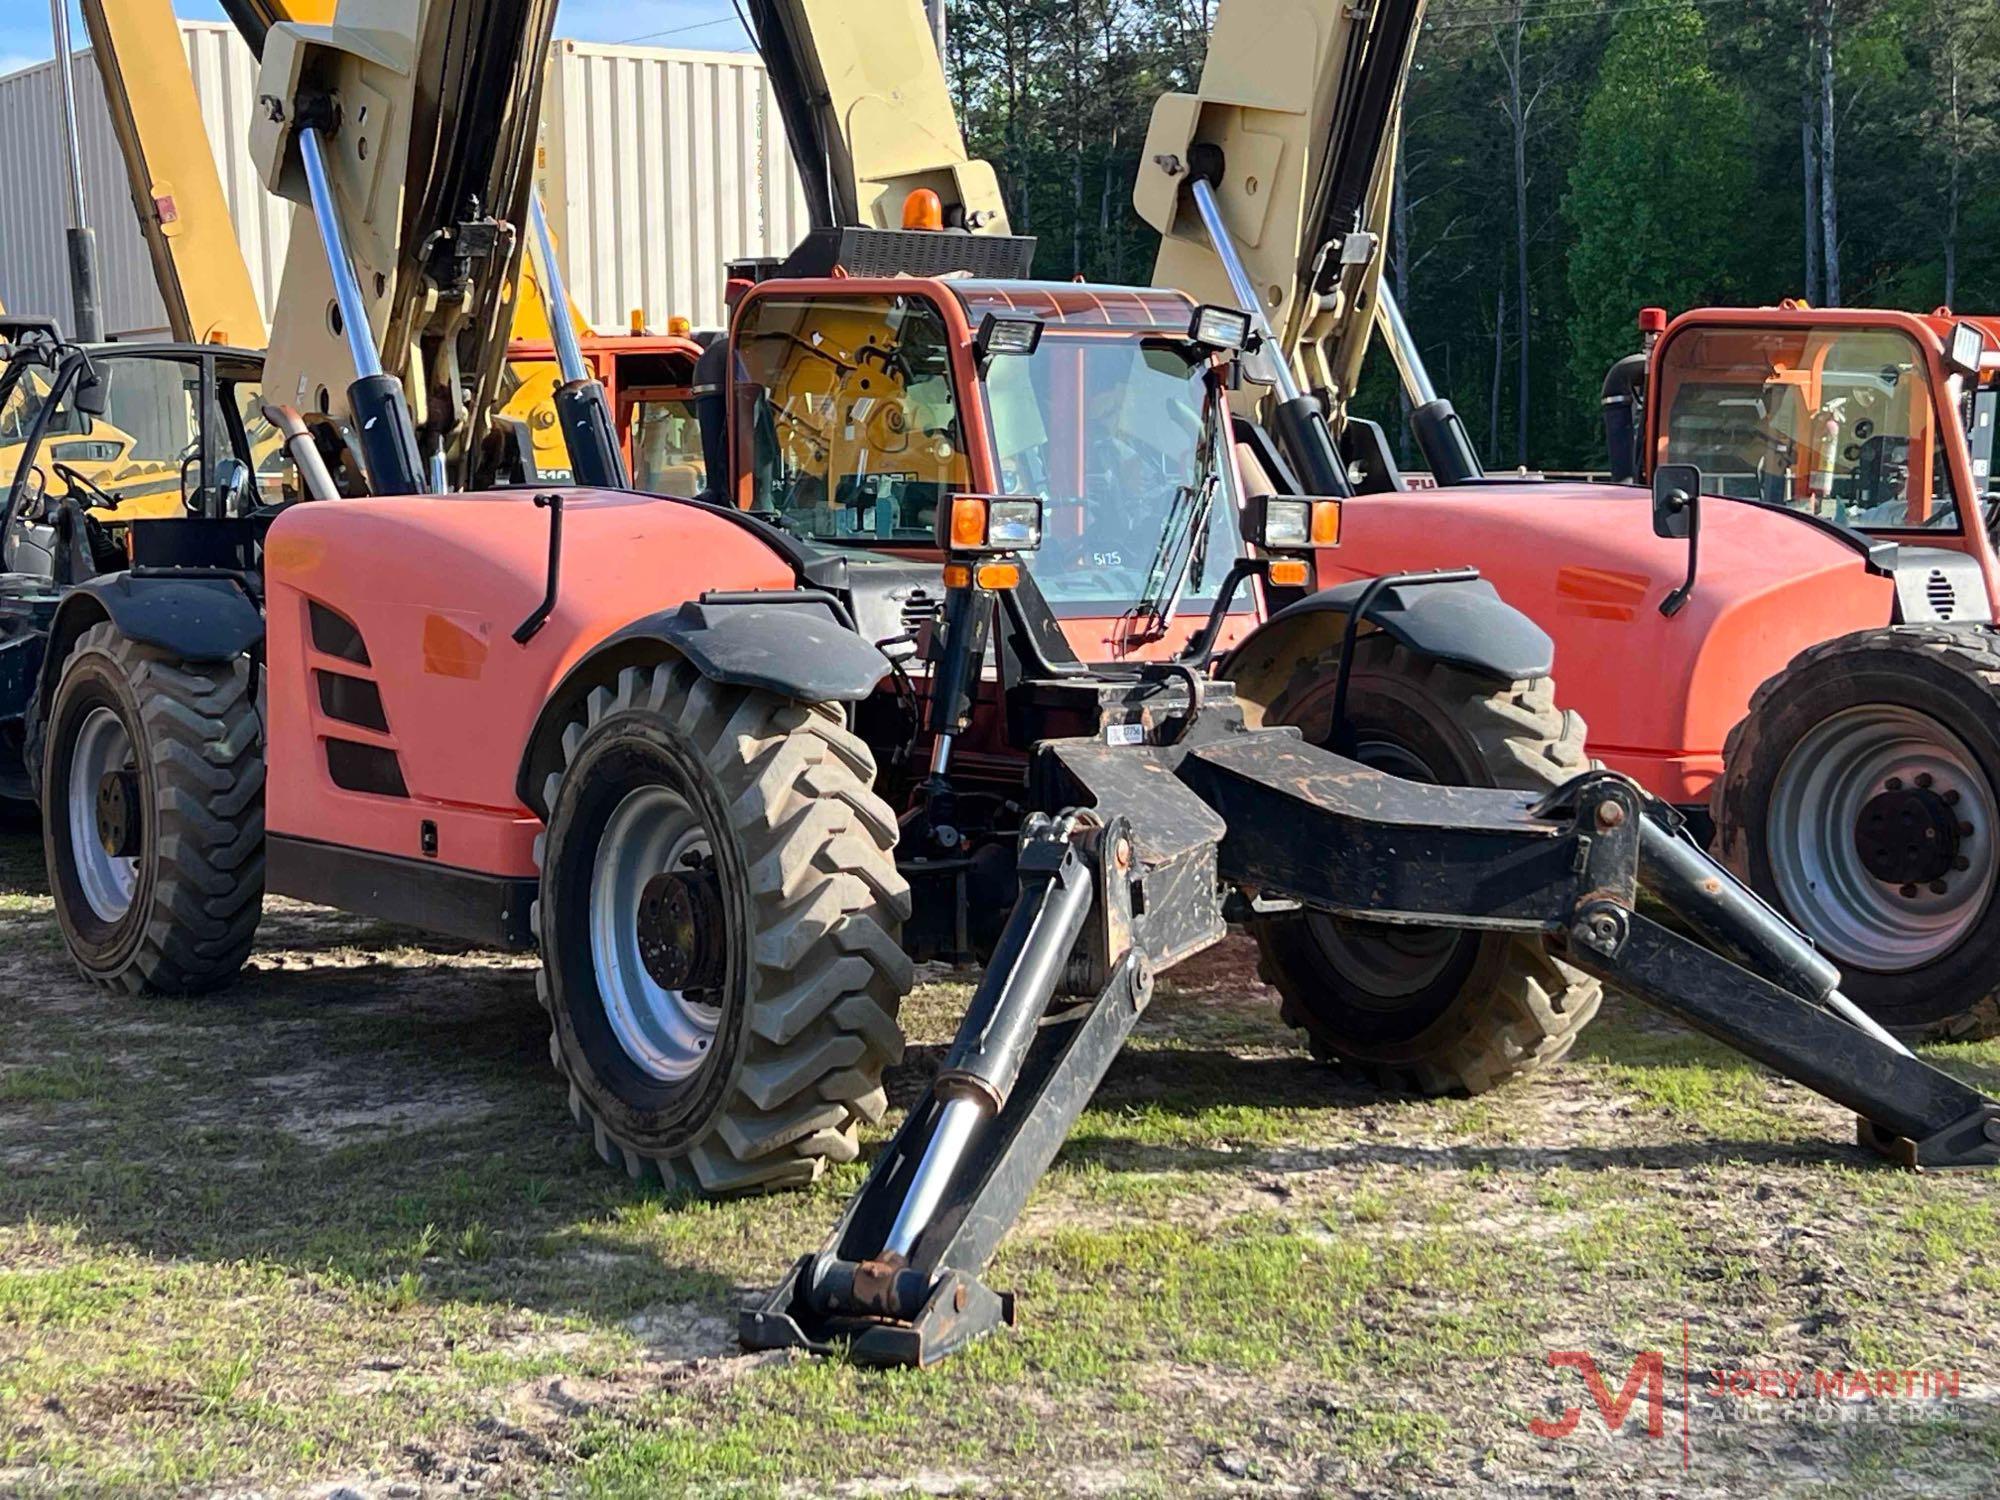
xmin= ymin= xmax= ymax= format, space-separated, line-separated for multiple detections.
xmin=1930 ymin=880 xmax=1949 ymax=895
xmin=1960 ymin=822 xmax=1976 ymax=838
xmin=1955 ymin=856 xmax=1971 ymax=871
xmin=1944 ymin=789 xmax=1961 ymax=805
xmin=1887 ymin=777 xmax=1904 ymax=790
xmin=1916 ymin=772 xmax=1934 ymax=789
xmin=1901 ymin=883 xmax=1920 ymax=898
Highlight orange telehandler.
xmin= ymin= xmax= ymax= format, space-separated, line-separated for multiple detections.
xmin=23 ymin=0 xmax=2000 ymax=1374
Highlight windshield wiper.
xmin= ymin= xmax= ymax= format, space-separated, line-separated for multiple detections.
xmin=1130 ymin=380 xmax=1225 ymax=641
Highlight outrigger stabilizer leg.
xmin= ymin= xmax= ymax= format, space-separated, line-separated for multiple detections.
xmin=743 ymin=719 xmax=2000 ymax=1367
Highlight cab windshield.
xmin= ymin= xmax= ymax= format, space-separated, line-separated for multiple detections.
xmin=985 ymin=333 xmax=1239 ymax=613
xmin=731 ymin=291 xmax=1242 ymax=614
xmin=1656 ymin=323 xmax=1963 ymax=532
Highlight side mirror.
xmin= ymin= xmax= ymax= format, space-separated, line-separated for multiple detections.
xmin=72 ymin=369 xmax=108 ymax=419
xmin=1652 ymin=462 xmax=1701 ymax=616
xmin=214 ymin=457 xmax=258 ymax=517
xmin=1652 ymin=462 xmax=1700 ymax=540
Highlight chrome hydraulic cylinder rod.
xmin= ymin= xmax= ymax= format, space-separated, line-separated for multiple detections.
xmin=1189 ymin=177 xmax=1304 ymax=407
xmin=1375 ymin=281 xmax=1437 ymax=405
xmin=529 ymin=192 xmax=590 ymax=385
xmin=879 ymin=835 xmax=1095 ymax=1260
xmin=298 ymin=125 xmax=384 ymax=380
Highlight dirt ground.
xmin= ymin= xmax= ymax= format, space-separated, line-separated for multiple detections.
xmin=2 ymin=818 xmax=1997 ymax=1498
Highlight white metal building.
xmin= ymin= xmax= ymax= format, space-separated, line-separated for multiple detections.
xmin=0 ymin=22 xmax=810 ymax=340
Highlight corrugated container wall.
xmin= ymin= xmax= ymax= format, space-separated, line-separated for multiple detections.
xmin=0 ymin=23 xmax=808 ymax=340
xmin=541 ymin=40 xmax=812 ymax=330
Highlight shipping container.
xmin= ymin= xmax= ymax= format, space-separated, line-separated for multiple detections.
xmin=0 ymin=23 xmax=809 ymax=340
xmin=541 ymin=38 xmax=813 ymax=334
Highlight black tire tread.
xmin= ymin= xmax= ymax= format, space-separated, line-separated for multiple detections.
xmin=536 ymin=660 xmax=911 ymax=1194
xmin=1255 ymin=635 xmax=1604 ymax=1095
xmin=49 ymin=622 xmax=263 ymax=995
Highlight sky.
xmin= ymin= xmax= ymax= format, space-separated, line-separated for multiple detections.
xmin=0 ymin=0 xmax=753 ymax=78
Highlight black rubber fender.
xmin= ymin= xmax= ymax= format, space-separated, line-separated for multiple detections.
xmin=50 ymin=573 xmax=265 ymax=665
xmin=518 ymin=597 xmax=889 ymax=817
xmin=1226 ymin=575 xmax=1554 ymax=688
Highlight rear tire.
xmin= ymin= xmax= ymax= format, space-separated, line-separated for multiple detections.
xmin=43 ymin=622 xmax=264 ymax=993
xmin=536 ymin=660 xmax=912 ymax=1193
xmin=1713 ymin=625 xmax=2000 ymax=1039
xmin=1250 ymin=634 xmax=1604 ymax=1094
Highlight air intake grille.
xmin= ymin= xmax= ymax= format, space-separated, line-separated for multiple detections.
xmin=308 ymin=600 xmax=371 ymax=665
xmin=1928 ymin=569 xmax=1957 ymax=620
xmin=900 ymin=588 xmax=941 ymax=635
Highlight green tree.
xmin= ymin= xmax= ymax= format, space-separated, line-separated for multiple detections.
xmin=1561 ymin=1 xmax=1755 ymax=408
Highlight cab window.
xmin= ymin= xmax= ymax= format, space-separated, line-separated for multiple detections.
xmin=45 ymin=355 xmax=208 ymax=514
xmin=732 ymin=292 xmax=966 ymax=541
xmin=0 ymin=364 xmax=63 ymax=489
xmin=1656 ymin=325 xmax=1957 ymax=531
xmin=984 ymin=333 xmax=1241 ymax=611
xmin=628 ymin=396 xmax=705 ymax=497
xmin=221 ymin=370 xmax=297 ymax=505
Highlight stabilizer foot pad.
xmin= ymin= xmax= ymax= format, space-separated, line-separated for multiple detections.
xmin=1858 ymin=1104 xmax=2000 ymax=1169
xmin=741 ymin=1256 xmax=1014 ymax=1367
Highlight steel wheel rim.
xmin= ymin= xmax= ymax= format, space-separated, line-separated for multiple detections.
xmin=1304 ymin=737 xmax=1464 ymax=1002
xmin=68 ymin=705 xmax=138 ymax=923
xmin=1766 ymin=703 xmax=1997 ymax=972
xmin=588 ymin=784 xmax=723 ymax=1081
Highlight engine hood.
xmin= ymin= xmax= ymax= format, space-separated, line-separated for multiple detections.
xmin=1325 ymin=481 xmax=1899 ymax=802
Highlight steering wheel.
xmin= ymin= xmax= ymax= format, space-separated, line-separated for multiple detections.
xmin=50 ymin=461 xmax=121 ymax=511
xmin=1043 ymin=488 xmax=1153 ymax=597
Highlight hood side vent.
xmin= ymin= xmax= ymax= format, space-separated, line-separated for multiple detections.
xmin=1928 ymin=569 xmax=1956 ymax=620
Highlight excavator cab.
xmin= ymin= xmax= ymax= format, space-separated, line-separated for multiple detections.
xmin=0 ymin=341 xmax=278 ymax=573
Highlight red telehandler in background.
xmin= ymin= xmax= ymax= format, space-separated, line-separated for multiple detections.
xmin=1138 ymin=0 xmax=2000 ymax=1041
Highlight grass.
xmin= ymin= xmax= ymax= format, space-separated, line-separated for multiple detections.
xmin=2 ymin=829 xmax=1998 ymax=1497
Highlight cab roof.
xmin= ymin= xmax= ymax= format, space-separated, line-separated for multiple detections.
xmin=946 ymin=280 xmax=1196 ymax=332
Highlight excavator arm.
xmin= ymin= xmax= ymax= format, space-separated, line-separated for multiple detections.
xmin=78 ymin=0 xmax=301 ymax=346
xmin=1136 ymin=0 xmax=1476 ymax=485
xmin=743 ymin=0 xmax=1008 ymax=233
xmin=229 ymin=0 xmax=559 ymax=492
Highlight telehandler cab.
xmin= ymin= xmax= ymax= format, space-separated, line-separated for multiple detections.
xmin=29 ymin=0 xmax=2000 ymax=1373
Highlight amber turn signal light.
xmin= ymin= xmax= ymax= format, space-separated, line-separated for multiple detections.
xmin=1267 ymin=558 xmax=1311 ymax=588
xmin=975 ymin=561 xmax=1021 ymax=590
xmin=1309 ymin=499 xmax=1342 ymax=546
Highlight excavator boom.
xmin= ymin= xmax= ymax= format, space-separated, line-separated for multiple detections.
xmin=78 ymin=0 xmax=295 ymax=346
